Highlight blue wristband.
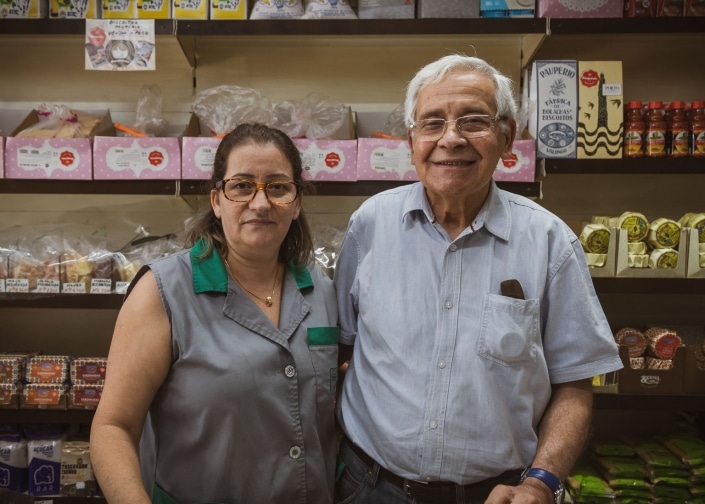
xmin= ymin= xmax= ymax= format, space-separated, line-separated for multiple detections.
xmin=521 ymin=467 xmax=565 ymax=504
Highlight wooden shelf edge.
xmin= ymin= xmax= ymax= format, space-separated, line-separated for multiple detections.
xmin=0 ymin=293 xmax=124 ymax=309
xmin=593 ymin=392 xmax=705 ymax=411
xmin=544 ymin=157 xmax=705 ymax=175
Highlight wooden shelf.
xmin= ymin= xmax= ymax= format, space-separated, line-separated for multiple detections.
xmin=591 ymin=277 xmax=705 ymax=295
xmin=1 ymin=408 xmax=95 ymax=423
xmin=0 ymin=293 xmax=124 ymax=309
xmin=593 ymin=393 xmax=705 ymax=411
xmin=0 ymin=179 xmax=543 ymax=198
xmin=544 ymin=157 xmax=705 ymax=175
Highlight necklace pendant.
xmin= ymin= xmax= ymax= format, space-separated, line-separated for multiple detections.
xmin=264 ymin=296 xmax=273 ymax=307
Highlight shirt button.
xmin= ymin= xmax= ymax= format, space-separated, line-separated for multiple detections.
xmin=289 ymin=445 xmax=302 ymax=459
xmin=449 ymin=244 xmax=458 ymax=252
xmin=284 ymin=365 xmax=296 ymax=378
xmin=445 ymin=301 xmax=453 ymax=310
xmin=430 ymin=421 xmax=438 ymax=429
xmin=438 ymin=360 xmax=446 ymax=369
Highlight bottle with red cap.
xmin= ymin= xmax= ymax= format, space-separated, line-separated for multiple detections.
xmin=668 ymin=101 xmax=689 ymax=158
xmin=645 ymin=100 xmax=667 ymax=158
xmin=623 ymin=100 xmax=645 ymax=158
xmin=690 ymin=100 xmax=705 ymax=157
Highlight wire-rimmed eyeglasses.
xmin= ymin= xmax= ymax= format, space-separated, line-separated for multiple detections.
xmin=410 ymin=114 xmax=500 ymax=142
xmin=215 ymin=178 xmax=299 ymax=204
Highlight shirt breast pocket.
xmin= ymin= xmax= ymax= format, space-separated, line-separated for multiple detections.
xmin=477 ymin=293 xmax=539 ymax=367
xmin=307 ymin=327 xmax=340 ymax=400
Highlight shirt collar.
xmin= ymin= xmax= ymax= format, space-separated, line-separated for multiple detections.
xmin=190 ymin=238 xmax=313 ymax=294
xmin=402 ymin=181 xmax=512 ymax=241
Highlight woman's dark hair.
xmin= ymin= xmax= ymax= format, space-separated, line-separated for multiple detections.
xmin=185 ymin=123 xmax=315 ymax=269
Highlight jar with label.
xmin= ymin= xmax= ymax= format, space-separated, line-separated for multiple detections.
xmin=668 ymin=101 xmax=689 ymax=158
xmin=623 ymin=100 xmax=645 ymax=158
xmin=690 ymin=100 xmax=705 ymax=158
xmin=645 ymin=100 xmax=667 ymax=158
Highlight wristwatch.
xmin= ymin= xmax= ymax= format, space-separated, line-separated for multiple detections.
xmin=520 ymin=467 xmax=565 ymax=504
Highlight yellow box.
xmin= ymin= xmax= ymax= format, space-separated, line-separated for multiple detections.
xmin=210 ymin=0 xmax=246 ymax=18
xmin=138 ymin=0 xmax=171 ymax=17
xmin=102 ymin=0 xmax=137 ymax=17
xmin=0 ymin=0 xmax=47 ymax=17
xmin=173 ymin=0 xmax=207 ymax=18
xmin=51 ymin=0 xmax=101 ymax=18
xmin=577 ymin=61 xmax=624 ymax=159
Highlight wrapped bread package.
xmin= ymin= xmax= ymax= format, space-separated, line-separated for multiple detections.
xmin=69 ymin=383 xmax=103 ymax=409
xmin=618 ymin=211 xmax=649 ymax=243
xmin=679 ymin=212 xmax=705 ymax=243
xmin=0 ymin=355 xmax=27 ymax=383
xmin=647 ymin=218 xmax=681 ymax=249
xmin=60 ymin=441 xmax=97 ymax=497
xmin=70 ymin=358 xmax=107 ymax=384
xmin=580 ymin=223 xmax=611 ymax=254
xmin=26 ymin=355 xmax=71 ymax=383
xmin=649 ymin=248 xmax=678 ymax=269
xmin=644 ymin=327 xmax=682 ymax=359
xmin=22 ymin=383 xmax=68 ymax=408
xmin=0 ymin=382 xmax=22 ymax=408
xmin=615 ymin=327 xmax=647 ymax=358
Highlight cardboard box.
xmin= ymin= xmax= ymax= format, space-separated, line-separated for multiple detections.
xmin=494 ymin=139 xmax=538 ymax=183
xmin=480 ymin=0 xmax=535 ymax=17
xmin=0 ymin=137 xmax=4 ymax=178
xmin=616 ymin=227 xmax=688 ymax=278
xmin=210 ymin=0 xmax=247 ymax=18
xmin=537 ymin=0 xmax=622 ymax=18
xmin=418 ymin=0 xmax=479 ymax=17
xmin=356 ymin=111 xmax=417 ymax=181
xmin=577 ymin=61 xmax=623 ymax=159
xmin=617 ymin=345 xmax=684 ymax=395
xmin=0 ymin=0 xmax=47 ymax=17
xmin=50 ymin=0 xmax=101 ymax=18
xmin=172 ymin=0 xmax=207 ymax=18
xmin=5 ymin=110 xmax=111 ymax=180
xmin=93 ymin=135 xmax=181 ymax=180
xmin=582 ymin=226 xmax=618 ymax=278
xmin=684 ymin=345 xmax=705 ymax=394
xmin=294 ymin=138 xmax=357 ymax=182
xmin=357 ymin=0 xmax=414 ymax=18
xmin=531 ymin=60 xmax=578 ymax=159
xmin=687 ymin=228 xmax=705 ymax=278
xmin=181 ymin=114 xmax=221 ymax=180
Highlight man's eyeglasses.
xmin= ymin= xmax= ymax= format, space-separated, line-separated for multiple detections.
xmin=215 ymin=178 xmax=299 ymax=204
xmin=410 ymin=114 xmax=500 ymax=142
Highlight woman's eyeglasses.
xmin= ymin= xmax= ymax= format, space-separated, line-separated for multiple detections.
xmin=215 ymin=178 xmax=299 ymax=204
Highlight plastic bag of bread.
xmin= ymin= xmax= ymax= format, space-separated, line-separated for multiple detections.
xmin=272 ymin=92 xmax=348 ymax=139
xmin=250 ymin=0 xmax=304 ymax=19
xmin=302 ymin=0 xmax=357 ymax=18
xmin=191 ymin=85 xmax=274 ymax=137
xmin=116 ymin=84 xmax=169 ymax=138
xmin=15 ymin=103 xmax=103 ymax=139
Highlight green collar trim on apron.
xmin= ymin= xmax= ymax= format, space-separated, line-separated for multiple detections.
xmin=190 ymin=238 xmax=314 ymax=294
xmin=191 ymin=238 xmax=228 ymax=294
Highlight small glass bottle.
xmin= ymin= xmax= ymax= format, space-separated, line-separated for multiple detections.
xmin=690 ymin=100 xmax=705 ymax=158
xmin=645 ymin=100 xmax=667 ymax=158
xmin=623 ymin=100 xmax=645 ymax=158
xmin=668 ymin=101 xmax=689 ymax=158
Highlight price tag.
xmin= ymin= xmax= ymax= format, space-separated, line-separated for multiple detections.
xmin=91 ymin=278 xmax=113 ymax=294
xmin=62 ymin=282 xmax=87 ymax=294
xmin=6 ymin=278 xmax=29 ymax=293
xmin=37 ymin=279 xmax=61 ymax=294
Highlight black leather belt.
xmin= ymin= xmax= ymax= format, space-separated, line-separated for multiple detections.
xmin=343 ymin=436 xmax=523 ymax=503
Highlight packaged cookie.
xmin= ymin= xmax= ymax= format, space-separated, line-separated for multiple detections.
xmin=26 ymin=355 xmax=71 ymax=383
xmin=70 ymin=358 xmax=107 ymax=384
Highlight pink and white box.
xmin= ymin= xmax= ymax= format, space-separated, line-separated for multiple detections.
xmin=293 ymin=138 xmax=357 ymax=182
xmin=356 ymin=111 xmax=418 ymax=181
xmin=93 ymin=136 xmax=181 ymax=180
xmin=181 ymin=114 xmax=221 ymax=180
xmin=493 ymin=139 xmax=538 ymax=182
xmin=537 ymin=0 xmax=623 ymax=18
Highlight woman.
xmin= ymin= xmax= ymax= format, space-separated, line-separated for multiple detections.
xmin=90 ymin=123 xmax=339 ymax=504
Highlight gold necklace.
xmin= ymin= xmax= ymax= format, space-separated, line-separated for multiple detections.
xmin=224 ymin=260 xmax=279 ymax=308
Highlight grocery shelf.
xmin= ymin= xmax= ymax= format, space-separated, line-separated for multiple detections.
xmin=0 ymin=293 xmax=125 ymax=309
xmin=548 ymin=16 xmax=705 ymax=35
xmin=593 ymin=393 xmax=705 ymax=411
xmin=0 ymin=179 xmax=543 ymax=198
xmin=544 ymin=157 xmax=705 ymax=175
xmin=591 ymin=277 xmax=705 ymax=295
xmin=0 ymin=18 xmax=174 ymax=34
xmin=1 ymin=408 xmax=95 ymax=423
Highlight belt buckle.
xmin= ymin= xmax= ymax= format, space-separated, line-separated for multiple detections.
xmin=403 ymin=479 xmax=429 ymax=497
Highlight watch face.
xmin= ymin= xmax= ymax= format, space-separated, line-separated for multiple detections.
xmin=556 ymin=485 xmax=566 ymax=504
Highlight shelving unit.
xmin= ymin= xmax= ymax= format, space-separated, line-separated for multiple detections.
xmin=1 ymin=17 xmax=704 ymax=489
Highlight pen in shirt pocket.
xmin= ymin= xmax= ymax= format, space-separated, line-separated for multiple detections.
xmin=500 ymin=279 xmax=525 ymax=300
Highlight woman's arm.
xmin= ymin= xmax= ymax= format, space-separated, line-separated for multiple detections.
xmin=90 ymin=270 xmax=172 ymax=503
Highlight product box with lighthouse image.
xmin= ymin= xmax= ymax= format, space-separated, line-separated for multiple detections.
xmin=530 ymin=60 xmax=578 ymax=159
xmin=577 ymin=61 xmax=624 ymax=159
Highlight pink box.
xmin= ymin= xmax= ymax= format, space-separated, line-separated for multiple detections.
xmin=0 ymin=138 xmax=4 ymax=178
xmin=5 ymin=137 xmax=93 ymax=180
xmin=537 ymin=0 xmax=623 ymax=17
xmin=493 ymin=139 xmax=538 ymax=182
xmin=4 ymin=109 xmax=112 ymax=180
xmin=356 ymin=138 xmax=419 ymax=181
xmin=293 ymin=138 xmax=357 ymax=182
xmin=93 ymin=136 xmax=181 ymax=180
xmin=181 ymin=114 xmax=221 ymax=180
